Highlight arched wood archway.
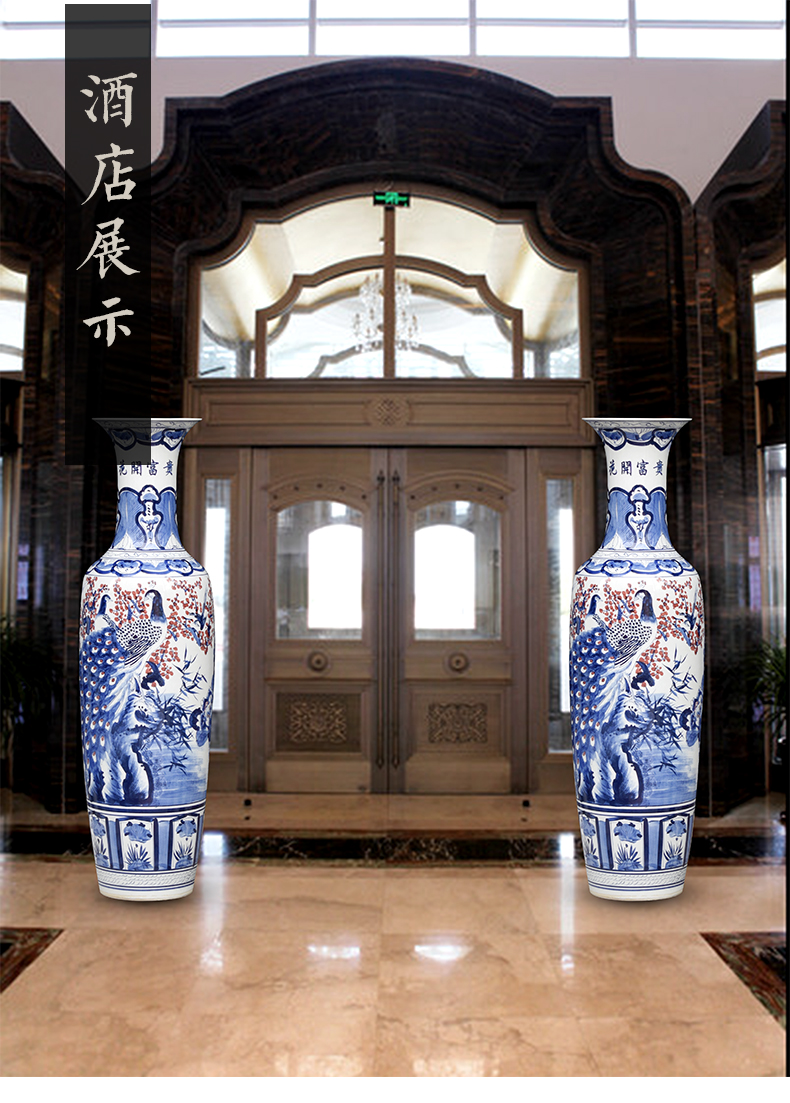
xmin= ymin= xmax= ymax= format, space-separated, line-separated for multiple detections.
xmin=150 ymin=58 xmax=694 ymax=432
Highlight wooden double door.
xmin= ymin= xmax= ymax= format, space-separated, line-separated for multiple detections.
xmin=249 ymin=447 xmax=527 ymax=793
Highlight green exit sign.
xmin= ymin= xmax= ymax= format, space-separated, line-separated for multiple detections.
xmin=373 ymin=191 xmax=410 ymax=208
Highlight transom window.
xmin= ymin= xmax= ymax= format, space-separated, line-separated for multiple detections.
xmin=197 ymin=194 xmax=583 ymax=381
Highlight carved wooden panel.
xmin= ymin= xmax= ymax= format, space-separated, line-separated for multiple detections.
xmin=184 ymin=379 xmax=593 ymax=448
xmin=410 ymin=688 xmax=503 ymax=756
xmin=427 ymin=701 xmax=488 ymax=744
xmin=275 ymin=692 xmax=361 ymax=752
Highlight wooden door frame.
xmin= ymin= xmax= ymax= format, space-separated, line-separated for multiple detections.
xmin=526 ymin=446 xmax=597 ymax=793
xmin=184 ymin=389 xmax=596 ymax=793
xmin=182 ymin=444 xmax=252 ymax=791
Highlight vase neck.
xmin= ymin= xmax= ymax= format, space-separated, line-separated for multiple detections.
xmin=98 ymin=420 xmax=197 ymax=555
xmin=589 ymin=420 xmax=687 ymax=555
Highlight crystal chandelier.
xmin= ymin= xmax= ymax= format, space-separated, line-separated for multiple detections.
xmin=353 ymin=272 xmax=418 ymax=353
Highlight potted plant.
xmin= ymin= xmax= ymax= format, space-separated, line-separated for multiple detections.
xmin=747 ymin=638 xmax=787 ymax=812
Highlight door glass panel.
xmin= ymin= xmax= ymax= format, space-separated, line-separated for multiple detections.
xmin=546 ymin=478 xmax=575 ymax=752
xmin=414 ymin=500 xmax=501 ymax=639
xmin=204 ymin=478 xmax=231 ymax=751
xmin=276 ymin=500 xmax=363 ymax=638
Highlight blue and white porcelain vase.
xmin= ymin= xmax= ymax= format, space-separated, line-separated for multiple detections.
xmin=570 ymin=418 xmax=704 ymax=901
xmin=79 ymin=418 xmax=214 ymax=901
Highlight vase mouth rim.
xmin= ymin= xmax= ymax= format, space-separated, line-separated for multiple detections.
xmin=584 ymin=417 xmax=690 ymax=427
xmin=94 ymin=418 xmax=201 ymax=426
xmin=94 ymin=418 xmax=201 ymax=436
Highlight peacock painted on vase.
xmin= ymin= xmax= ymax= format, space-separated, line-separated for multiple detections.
xmin=571 ymin=588 xmax=658 ymax=804
xmin=80 ymin=578 xmax=213 ymax=807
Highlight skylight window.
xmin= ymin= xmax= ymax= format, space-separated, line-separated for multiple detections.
xmin=636 ymin=0 xmax=786 ymax=59
xmin=0 ymin=0 xmax=784 ymax=60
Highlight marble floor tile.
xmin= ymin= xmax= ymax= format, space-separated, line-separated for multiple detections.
xmin=2 ymin=925 xmax=220 ymax=1017
xmin=518 ymin=866 xmax=787 ymax=935
xmin=152 ymin=1010 xmax=378 ymax=1077
xmin=0 ymin=857 xmax=74 ymax=927
xmin=541 ymin=932 xmax=770 ymax=1019
xmin=1 ymin=925 xmax=382 ymax=1076
xmin=382 ymin=867 xmax=538 ymax=935
xmin=377 ymin=931 xmax=575 ymax=1020
xmin=186 ymin=928 xmax=382 ymax=1016
xmin=372 ymin=1014 xmax=600 ymax=1076
xmin=0 ymin=997 xmax=378 ymax=1078
xmin=193 ymin=866 xmax=386 ymax=935
xmin=577 ymin=1014 xmax=786 ymax=1077
xmin=0 ymin=1007 xmax=165 ymax=1077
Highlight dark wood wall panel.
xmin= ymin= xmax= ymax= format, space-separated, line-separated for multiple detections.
xmin=694 ymin=101 xmax=786 ymax=813
xmin=0 ymin=104 xmax=78 ymax=809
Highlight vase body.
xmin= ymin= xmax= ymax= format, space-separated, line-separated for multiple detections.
xmin=79 ymin=419 xmax=214 ymax=901
xmin=570 ymin=419 xmax=704 ymax=901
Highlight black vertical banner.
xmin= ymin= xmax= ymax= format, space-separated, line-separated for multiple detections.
xmin=65 ymin=4 xmax=152 ymax=466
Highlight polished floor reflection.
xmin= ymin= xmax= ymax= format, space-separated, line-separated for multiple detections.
xmin=0 ymin=794 xmax=786 ymax=1077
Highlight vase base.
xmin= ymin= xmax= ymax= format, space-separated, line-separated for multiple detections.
xmin=98 ymin=883 xmax=195 ymax=902
xmin=94 ymin=865 xmax=199 ymax=900
xmin=583 ymin=863 xmax=688 ymax=900
xmin=588 ymin=883 xmax=684 ymax=902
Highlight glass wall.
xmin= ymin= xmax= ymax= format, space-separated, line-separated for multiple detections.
xmin=0 ymin=262 xmax=26 ymax=617
xmin=203 ymin=479 xmax=231 ymax=750
xmin=753 ymin=256 xmax=786 ymax=644
xmin=546 ymin=479 xmax=575 ymax=753
xmin=761 ymin=444 xmax=786 ymax=644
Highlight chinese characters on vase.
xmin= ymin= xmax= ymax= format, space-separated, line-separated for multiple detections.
xmin=569 ymin=419 xmax=704 ymax=901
